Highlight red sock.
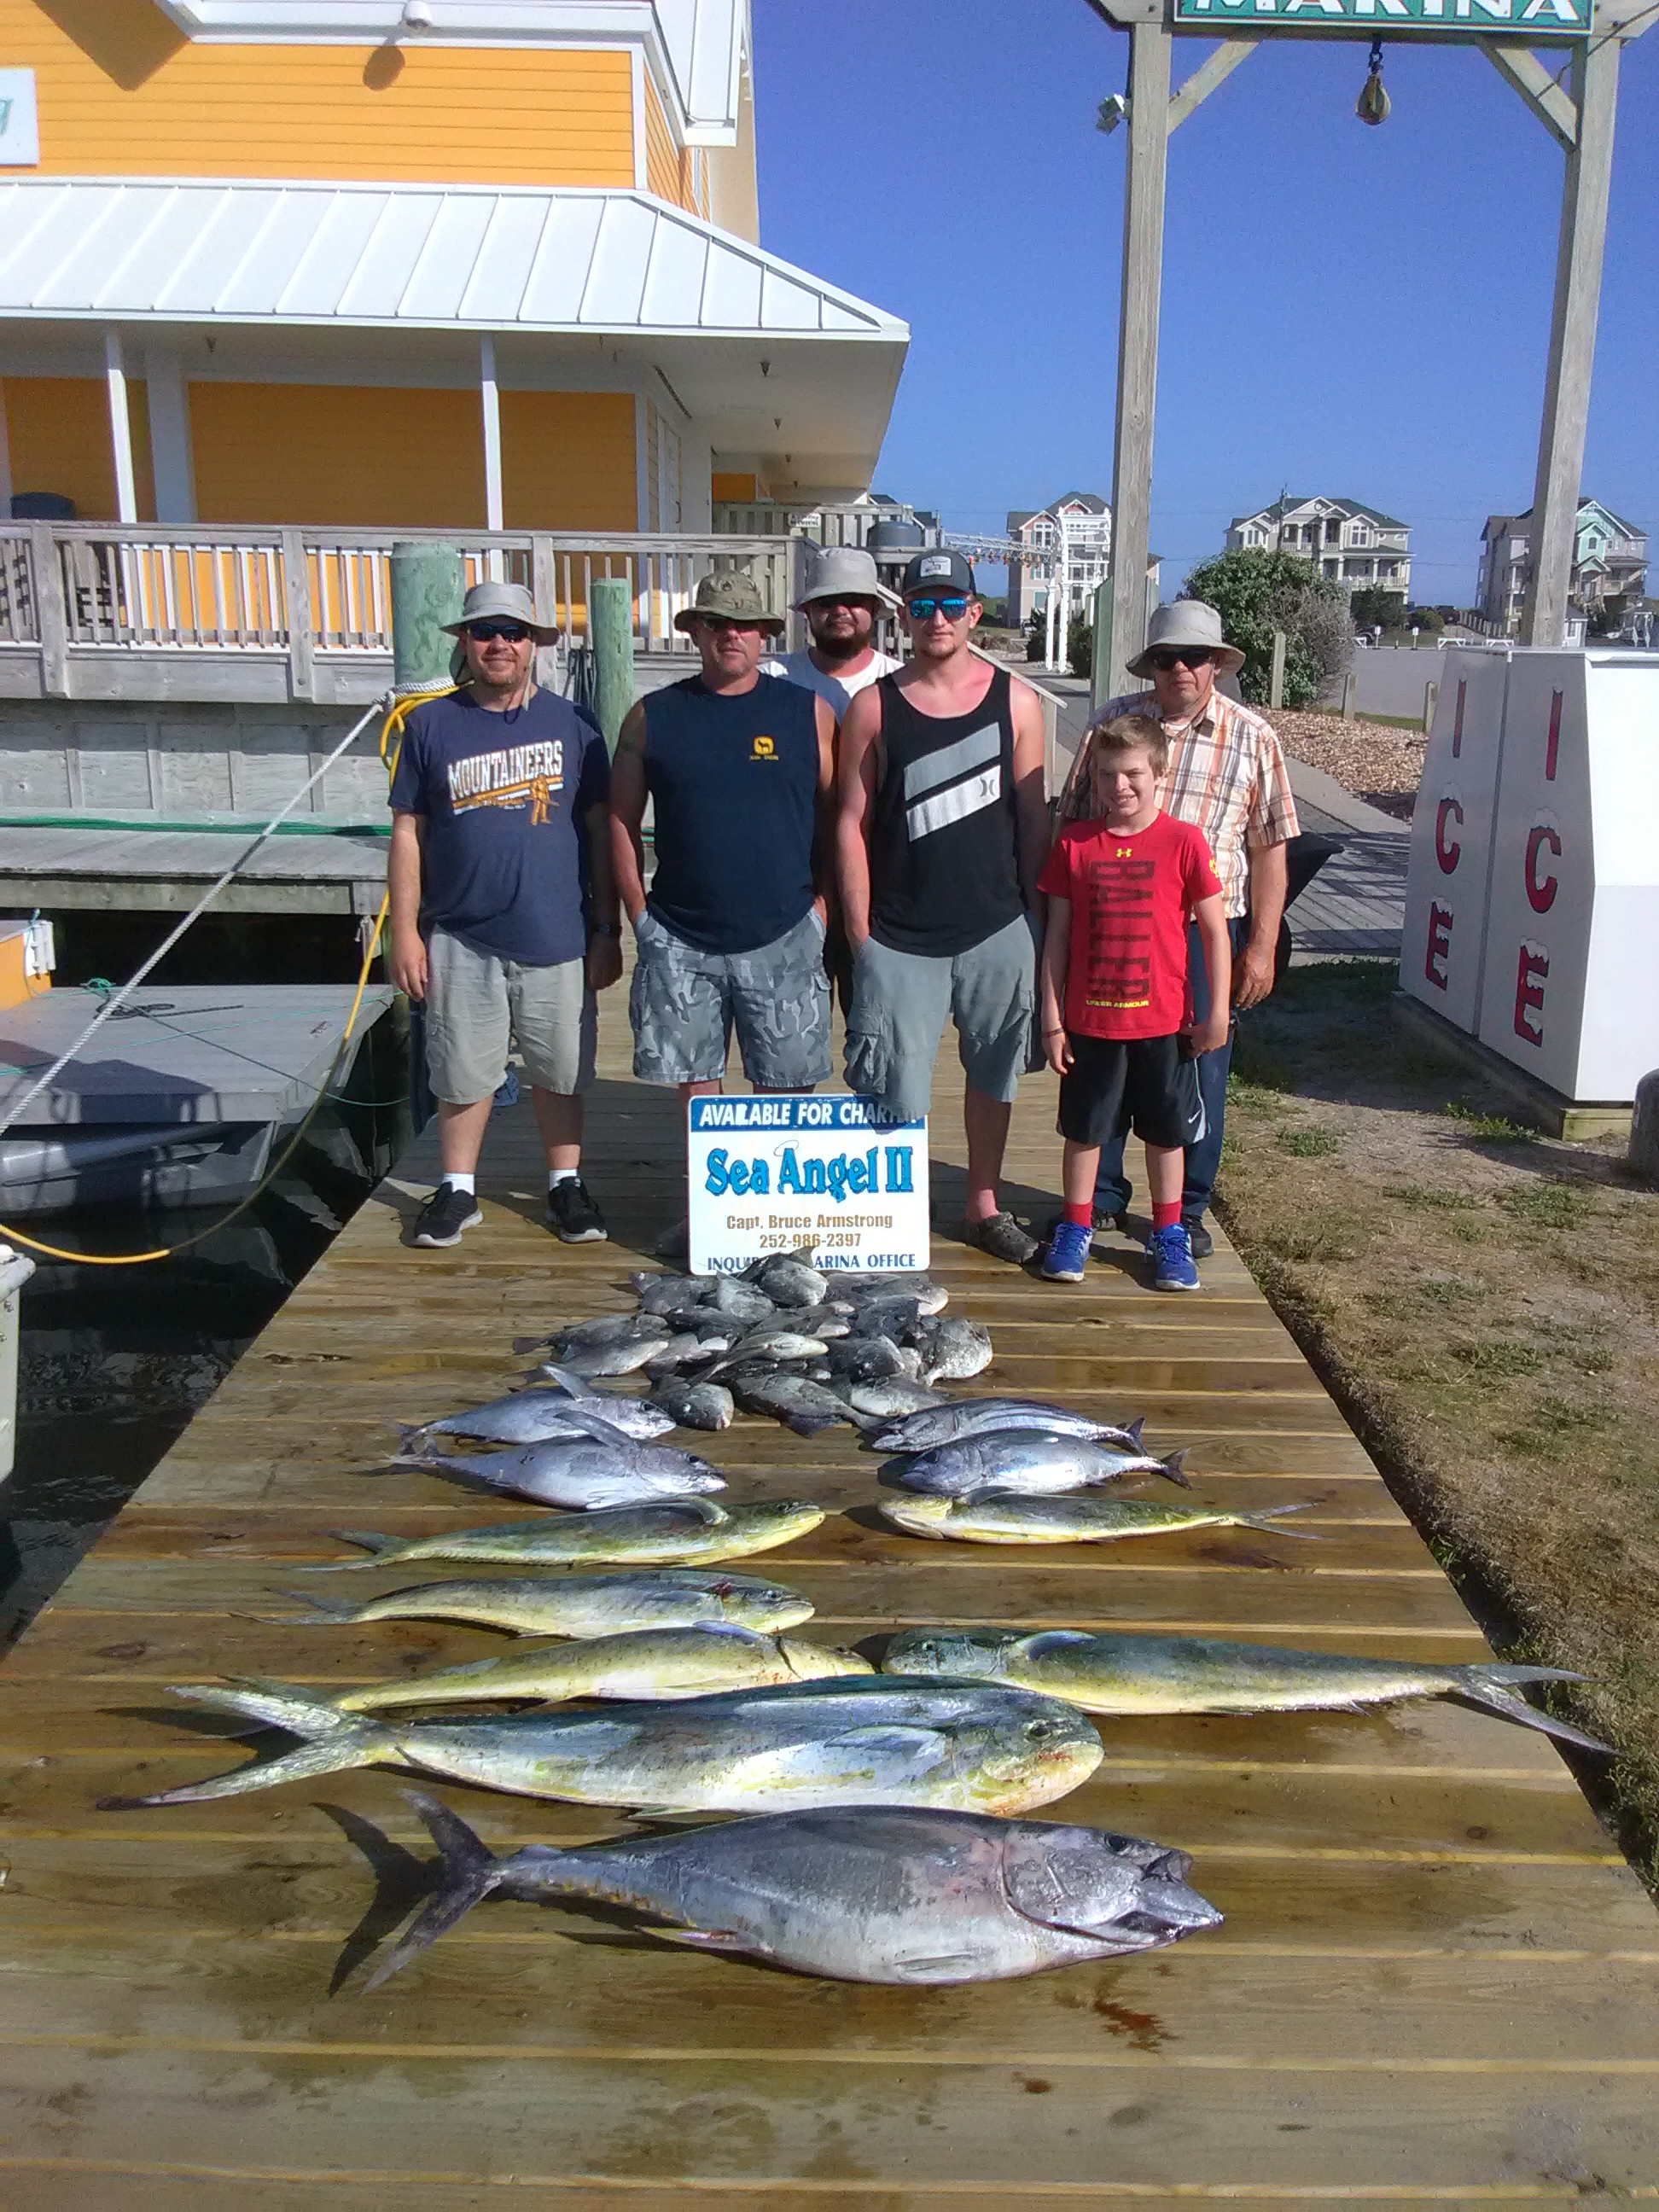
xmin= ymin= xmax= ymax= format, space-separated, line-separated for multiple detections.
xmin=1151 ymin=1201 xmax=1181 ymax=1231
xmin=1062 ymin=1201 xmax=1092 ymax=1230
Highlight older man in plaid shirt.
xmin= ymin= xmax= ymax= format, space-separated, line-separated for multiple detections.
xmin=1057 ymin=598 xmax=1298 ymax=1259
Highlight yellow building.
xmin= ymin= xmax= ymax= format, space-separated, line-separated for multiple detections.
xmin=0 ymin=1 xmax=907 ymax=534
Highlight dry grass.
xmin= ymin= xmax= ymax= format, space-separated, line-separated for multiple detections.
xmin=1274 ymin=708 xmax=1426 ymax=819
xmin=1214 ymin=962 xmax=1659 ymax=1877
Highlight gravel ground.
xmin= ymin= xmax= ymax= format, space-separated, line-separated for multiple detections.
xmin=1273 ymin=709 xmax=1426 ymax=821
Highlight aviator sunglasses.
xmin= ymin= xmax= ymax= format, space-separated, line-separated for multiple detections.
xmin=906 ymin=595 xmax=971 ymax=622
xmin=467 ymin=620 xmax=532 ymax=643
xmin=1148 ymin=647 xmax=1213 ymax=672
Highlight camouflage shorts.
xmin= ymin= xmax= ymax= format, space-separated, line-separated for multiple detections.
xmin=629 ymin=905 xmax=832 ymax=1089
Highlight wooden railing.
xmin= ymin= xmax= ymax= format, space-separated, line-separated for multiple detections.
xmin=0 ymin=523 xmax=806 ymax=701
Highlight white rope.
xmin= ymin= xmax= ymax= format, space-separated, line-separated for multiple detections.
xmin=0 ymin=690 xmax=393 ymax=1145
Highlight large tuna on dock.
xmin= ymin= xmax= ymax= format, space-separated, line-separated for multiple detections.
xmin=365 ymin=1792 xmax=1221 ymax=1989
xmin=100 ymin=1675 xmax=1104 ymax=1815
xmin=387 ymin=1435 xmax=726 ymax=1510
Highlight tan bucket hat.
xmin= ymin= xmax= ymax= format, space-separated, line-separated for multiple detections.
xmin=673 ymin=570 xmax=786 ymax=634
xmin=1126 ymin=598 xmax=1245 ymax=679
xmin=440 ymin=580 xmax=560 ymax=644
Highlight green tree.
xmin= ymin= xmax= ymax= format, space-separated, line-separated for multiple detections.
xmin=1181 ymin=548 xmax=1353 ymax=709
xmin=1406 ymin=604 xmax=1444 ymax=633
xmin=1349 ymin=587 xmax=1406 ymax=632
xmin=1068 ymin=614 xmax=1093 ymax=678
xmin=1025 ymin=606 xmax=1046 ymax=661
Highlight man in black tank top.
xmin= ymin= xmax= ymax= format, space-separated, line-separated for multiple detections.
xmin=836 ymin=550 xmax=1051 ymax=1266
xmin=610 ymin=571 xmax=838 ymax=1253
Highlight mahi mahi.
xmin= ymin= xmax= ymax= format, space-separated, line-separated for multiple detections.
xmin=100 ymin=1674 xmax=1104 ymax=1815
xmin=880 ymin=1627 xmax=1613 ymax=1752
xmin=303 ymin=1499 xmax=827 ymax=1573
xmin=263 ymin=1568 xmax=816 ymax=1639
xmin=331 ymin=1624 xmax=872 ymax=1711
xmin=364 ymin=1792 xmax=1220 ymax=1990
xmin=880 ymin=1493 xmax=1317 ymax=1545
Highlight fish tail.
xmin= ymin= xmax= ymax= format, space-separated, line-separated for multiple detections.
xmin=295 ymin=1530 xmax=412 ymax=1573
xmin=96 ymin=1679 xmax=393 ymax=1808
xmin=1157 ymin=1448 xmax=1193 ymax=1489
xmin=1450 ymin=1669 xmax=1612 ymax=1753
xmin=364 ymin=1791 xmax=511 ymax=1990
xmin=1123 ymin=1417 xmax=1146 ymax=1449
xmin=245 ymin=1590 xmax=364 ymax=1625
xmin=1240 ymin=1504 xmax=1325 ymax=1540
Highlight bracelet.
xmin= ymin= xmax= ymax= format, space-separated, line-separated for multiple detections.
xmin=1043 ymin=1027 xmax=1066 ymax=1038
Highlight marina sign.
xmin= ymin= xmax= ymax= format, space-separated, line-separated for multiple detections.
xmin=1173 ymin=0 xmax=1592 ymax=32
xmin=687 ymin=1094 xmax=930 ymax=1276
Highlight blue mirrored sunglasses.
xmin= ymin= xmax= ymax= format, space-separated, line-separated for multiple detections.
xmin=906 ymin=596 xmax=971 ymax=621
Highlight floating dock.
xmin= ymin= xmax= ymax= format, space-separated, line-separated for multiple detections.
xmin=2 ymin=1010 xmax=1656 ymax=2203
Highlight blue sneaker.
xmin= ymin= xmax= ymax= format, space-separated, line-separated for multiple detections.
xmin=1148 ymin=1222 xmax=1200 ymax=1292
xmin=1041 ymin=1219 xmax=1092 ymax=1283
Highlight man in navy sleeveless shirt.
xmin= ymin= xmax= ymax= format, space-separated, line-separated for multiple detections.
xmin=609 ymin=572 xmax=836 ymax=1245
xmin=388 ymin=582 xmax=620 ymax=1251
xmin=836 ymin=550 xmax=1051 ymax=1266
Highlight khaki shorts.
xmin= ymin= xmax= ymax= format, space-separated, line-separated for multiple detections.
xmin=423 ymin=927 xmax=596 ymax=1105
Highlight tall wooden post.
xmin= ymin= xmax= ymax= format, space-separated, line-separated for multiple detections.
xmin=1519 ymin=33 xmax=1621 ymax=648
xmin=1105 ymin=19 xmax=1171 ymax=696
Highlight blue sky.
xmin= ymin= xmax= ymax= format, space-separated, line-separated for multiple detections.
xmin=753 ymin=3 xmax=1657 ymax=608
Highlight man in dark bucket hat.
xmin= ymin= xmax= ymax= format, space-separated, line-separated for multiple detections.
xmin=1056 ymin=597 xmax=1300 ymax=1264
xmin=609 ymin=570 xmax=838 ymax=1255
xmin=389 ymin=579 xmax=620 ymax=1250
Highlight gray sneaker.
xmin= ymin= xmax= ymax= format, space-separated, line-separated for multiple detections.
xmin=963 ymin=1211 xmax=1039 ymax=1266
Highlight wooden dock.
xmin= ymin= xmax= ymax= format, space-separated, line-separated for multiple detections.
xmin=3 ymin=1010 xmax=1657 ymax=2205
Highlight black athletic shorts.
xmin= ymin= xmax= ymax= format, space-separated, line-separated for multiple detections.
xmin=1057 ymin=1031 xmax=1205 ymax=1150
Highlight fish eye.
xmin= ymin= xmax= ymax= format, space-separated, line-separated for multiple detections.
xmin=1023 ymin=1718 xmax=1060 ymax=1739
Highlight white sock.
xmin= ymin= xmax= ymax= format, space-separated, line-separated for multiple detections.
xmin=443 ymin=1172 xmax=476 ymax=1196
xmin=549 ymin=1167 xmax=578 ymax=1189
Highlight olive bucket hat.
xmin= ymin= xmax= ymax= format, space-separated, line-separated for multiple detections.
xmin=672 ymin=570 xmax=786 ymax=634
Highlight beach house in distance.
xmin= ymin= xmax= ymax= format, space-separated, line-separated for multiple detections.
xmin=1226 ymin=495 xmax=1412 ymax=600
xmin=0 ymin=0 xmax=906 ymax=552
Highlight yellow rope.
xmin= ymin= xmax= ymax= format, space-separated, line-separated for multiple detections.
xmin=0 ymin=683 xmax=465 ymax=1266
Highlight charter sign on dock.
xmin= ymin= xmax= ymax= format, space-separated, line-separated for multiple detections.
xmin=688 ymin=1096 xmax=929 ymax=1276
xmin=1173 ymin=0 xmax=1591 ymax=29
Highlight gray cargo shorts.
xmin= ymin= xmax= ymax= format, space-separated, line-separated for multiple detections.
xmin=844 ymin=910 xmax=1040 ymax=1124
xmin=630 ymin=905 xmax=832 ymax=1089
xmin=424 ymin=927 xmax=596 ymax=1105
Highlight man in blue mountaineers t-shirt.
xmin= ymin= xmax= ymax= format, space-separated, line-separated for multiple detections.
xmin=387 ymin=582 xmax=621 ymax=1250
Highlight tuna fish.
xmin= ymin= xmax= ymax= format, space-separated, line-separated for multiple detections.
xmin=303 ymin=1499 xmax=828 ymax=1573
xmin=332 ymin=1624 xmax=872 ymax=1712
xmin=880 ymin=1493 xmax=1318 ymax=1546
xmin=872 ymin=1400 xmax=1149 ymax=1455
xmin=101 ymin=1674 xmax=1104 ymax=1817
xmin=364 ymin=1793 xmax=1220 ymax=1990
xmin=264 ymin=1568 xmax=816 ymax=1639
xmin=880 ymin=1627 xmax=1614 ymax=1752
xmin=400 ymin=1382 xmax=673 ymax=1450
xmin=387 ymin=1434 xmax=725 ymax=1511
xmin=888 ymin=1432 xmax=1190 ymax=1499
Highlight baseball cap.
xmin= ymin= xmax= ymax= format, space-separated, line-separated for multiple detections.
xmin=901 ymin=549 xmax=977 ymax=601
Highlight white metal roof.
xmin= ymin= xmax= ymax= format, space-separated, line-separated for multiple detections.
xmin=0 ymin=178 xmax=900 ymax=341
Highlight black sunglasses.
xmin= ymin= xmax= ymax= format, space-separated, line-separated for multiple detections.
xmin=468 ymin=620 xmax=531 ymax=643
xmin=698 ymin=615 xmax=765 ymax=634
xmin=906 ymin=596 xmax=971 ymax=622
xmin=1148 ymin=648 xmax=1213 ymax=672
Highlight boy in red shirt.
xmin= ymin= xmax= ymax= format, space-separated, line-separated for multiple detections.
xmin=1036 ymin=713 xmax=1231 ymax=1290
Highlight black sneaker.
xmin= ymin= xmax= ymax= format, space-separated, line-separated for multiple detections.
xmin=547 ymin=1175 xmax=608 ymax=1244
xmin=413 ymin=1181 xmax=482 ymax=1248
xmin=962 ymin=1211 xmax=1039 ymax=1266
xmin=1091 ymin=1205 xmax=1130 ymax=1235
xmin=1182 ymin=1215 xmax=1214 ymax=1260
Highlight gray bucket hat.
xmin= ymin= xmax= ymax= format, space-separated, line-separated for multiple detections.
xmin=1126 ymin=598 xmax=1245 ymax=679
xmin=795 ymin=544 xmax=898 ymax=610
xmin=441 ymin=580 xmax=560 ymax=644
xmin=672 ymin=570 xmax=786 ymax=634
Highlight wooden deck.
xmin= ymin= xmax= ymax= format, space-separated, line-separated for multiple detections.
xmin=3 ymin=1007 xmax=1657 ymax=2206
